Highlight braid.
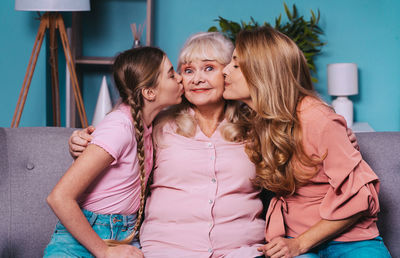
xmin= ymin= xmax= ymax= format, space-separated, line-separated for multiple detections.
xmin=105 ymin=46 xmax=164 ymax=246
xmin=128 ymin=97 xmax=147 ymax=239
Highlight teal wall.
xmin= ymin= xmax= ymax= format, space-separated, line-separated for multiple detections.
xmin=1 ymin=0 xmax=399 ymax=131
xmin=0 ymin=0 xmax=48 ymax=127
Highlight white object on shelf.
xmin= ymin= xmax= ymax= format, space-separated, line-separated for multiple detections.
xmin=92 ymin=76 xmax=112 ymax=126
xmin=351 ymin=122 xmax=374 ymax=132
xmin=328 ymin=63 xmax=358 ymax=127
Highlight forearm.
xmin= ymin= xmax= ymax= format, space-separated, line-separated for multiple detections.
xmin=47 ymin=145 xmax=114 ymax=257
xmin=47 ymin=197 xmax=108 ymax=257
xmin=296 ymin=214 xmax=362 ymax=253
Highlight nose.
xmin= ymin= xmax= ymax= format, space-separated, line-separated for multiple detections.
xmin=175 ymin=72 xmax=183 ymax=84
xmin=222 ymin=65 xmax=229 ymax=76
xmin=192 ymin=71 xmax=204 ymax=85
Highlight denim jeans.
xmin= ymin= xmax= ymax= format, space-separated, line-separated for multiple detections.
xmin=296 ymin=236 xmax=391 ymax=258
xmin=44 ymin=209 xmax=140 ymax=257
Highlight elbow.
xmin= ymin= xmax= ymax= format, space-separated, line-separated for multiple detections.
xmin=46 ymin=190 xmax=64 ymax=210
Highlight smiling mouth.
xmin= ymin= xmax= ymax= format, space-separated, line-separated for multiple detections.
xmin=191 ymin=88 xmax=211 ymax=93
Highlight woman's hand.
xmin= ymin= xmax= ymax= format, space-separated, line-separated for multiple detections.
xmin=347 ymin=128 xmax=360 ymax=150
xmin=104 ymin=245 xmax=144 ymax=258
xmin=69 ymin=126 xmax=95 ymax=159
xmin=257 ymin=237 xmax=302 ymax=258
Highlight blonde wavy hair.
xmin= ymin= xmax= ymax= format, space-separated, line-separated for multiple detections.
xmin=107 ymin=47 xmax=165 ymax=245
xmin=236 ymin=26 xmax=324 ymax=196
xmin=154 ymin=32 xmax=251 ymax=145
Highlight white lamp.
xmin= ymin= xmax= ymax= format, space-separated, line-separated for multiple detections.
xmin=15 ymin=0 xmax=90 ymax=11
xmin=327 ymin=63 xmax=358 ymax=127
xmin=12 ymin=0 xmax=90 ymax=127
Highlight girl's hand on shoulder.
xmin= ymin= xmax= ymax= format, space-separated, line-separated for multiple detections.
xmin=104 ymin=245 xmax=144 ymax=258
xmin=257 ymin=236 xmax=302 ymax=258
xmin=69 ymin=126 xmax=95 ymax=159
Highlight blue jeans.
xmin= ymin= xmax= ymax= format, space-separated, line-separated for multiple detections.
xmin=296 ymin=236 xmax=391 ymax=258
xmin=44 ymin=209 xmax=140 ymax=257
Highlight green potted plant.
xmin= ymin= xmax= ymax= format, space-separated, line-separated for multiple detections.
xmin=208 ymin=3 xmax=325 ymax=82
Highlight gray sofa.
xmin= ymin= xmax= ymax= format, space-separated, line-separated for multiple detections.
xmin=0 ymin=127 xmax=399 ymax=258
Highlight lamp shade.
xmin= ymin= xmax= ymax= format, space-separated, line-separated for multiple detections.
xmin=15 ymin=0 xmax=90 ymax=11
xmin=327 ymin=63 xmax=358 ymax=96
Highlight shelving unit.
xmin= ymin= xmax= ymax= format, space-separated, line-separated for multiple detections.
xmin=67 ymin=0 xmax=153 ymax=127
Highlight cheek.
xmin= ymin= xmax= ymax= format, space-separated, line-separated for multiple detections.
xmin=209 ymin=74 xmax=225 ymax=90
xmin=181 ymin=75 xmax=191 ymax=85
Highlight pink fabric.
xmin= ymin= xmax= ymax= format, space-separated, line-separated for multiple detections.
xmin=79 ymin=103 xmax=153 ymax=215
xmin=140 ymin=115 xmax=265 ymax=258
xmin=265 ymin=97 xmax=380 ymax=242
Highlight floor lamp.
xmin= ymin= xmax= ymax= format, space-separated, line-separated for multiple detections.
xmin=12 ymin=0 xmax=90 ymax=128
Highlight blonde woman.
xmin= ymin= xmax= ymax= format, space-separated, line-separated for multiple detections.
xmin=44 ymin=47 xmax=183 ymax=258
xmin=223 ymin=26 xmax=391 ymax=258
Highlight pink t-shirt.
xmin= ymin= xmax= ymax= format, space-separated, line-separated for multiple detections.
xmin=79 ymin=103 xmax=153 ymax=215
xmin=140 ymin=116 xmax=265 ymax=258
xmin=265 ymin=97 xmax=380 ymax=242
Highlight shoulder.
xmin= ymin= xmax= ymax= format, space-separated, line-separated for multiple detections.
xmin=92 ymin=108 xmax=135 ymax=145
xmin=297 ymin=96 xmax=344 ymax=130
xmin=298 ymin=96 xmax=349 ymax=154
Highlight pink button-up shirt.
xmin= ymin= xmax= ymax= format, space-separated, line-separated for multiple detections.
xmin=265 ymin=97 xmax=380 ymax=242
xmin=140 ymin=117 xmax=265 ymax=257
xmin=79 ymin=103 xmax=153 ymax=215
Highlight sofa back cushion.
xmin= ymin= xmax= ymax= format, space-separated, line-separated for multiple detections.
xmin=356 ymin=132 xmax=400 ymax=257
xmin=0 ymin=127 xmax=75 ymax=258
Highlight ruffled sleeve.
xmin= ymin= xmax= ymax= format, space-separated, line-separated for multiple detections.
xmin=318 ymin=115 xmax=380 ymax=220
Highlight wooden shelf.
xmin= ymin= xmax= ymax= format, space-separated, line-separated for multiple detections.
xmin=75 ymin=56 xmax=114 ymax=66
xmin=68 ymin=0 xmax=153 ymax=127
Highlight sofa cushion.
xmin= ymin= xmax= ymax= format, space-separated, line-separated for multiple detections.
xmin=0 ymin=127 xmax=75 ymax=258
xmin=356 ymin=132 xmax=400 ymax=257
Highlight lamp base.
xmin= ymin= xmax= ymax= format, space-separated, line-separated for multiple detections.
xmin=332 ymin=96 xmax=353 ymax=127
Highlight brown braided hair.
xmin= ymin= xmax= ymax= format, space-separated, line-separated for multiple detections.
xmin=105 ymin=47 xmax=165 ymax=245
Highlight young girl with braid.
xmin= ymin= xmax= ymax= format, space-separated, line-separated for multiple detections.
xmin=44 ymin=47 xmax=183 ymax=258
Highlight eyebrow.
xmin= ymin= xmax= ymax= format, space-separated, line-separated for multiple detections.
xmin=201 ymin=59 xmax=216 ymax=62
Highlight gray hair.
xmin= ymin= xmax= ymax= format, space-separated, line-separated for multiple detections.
xmin=177 ymin=32 xmax=234 ymax=72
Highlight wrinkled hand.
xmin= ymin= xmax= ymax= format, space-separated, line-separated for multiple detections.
xmin=346 ymin=128 xmax=360 ymax=151
xmin=68 ymin=126 xmax=95 ymax=159
xmin=257 ymin=237 xmax=302 ymax=258
xmin=103 ymin=245 xmax=144 ymax=258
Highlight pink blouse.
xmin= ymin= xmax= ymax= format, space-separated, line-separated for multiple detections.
xmin=140 ymin=117 xmax=265 ymax=258
xmin=265 ymin=97 xmax=380 ymax=242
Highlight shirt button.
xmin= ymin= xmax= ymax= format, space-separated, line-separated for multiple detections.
xmin=211 ymin=178 xmax=216 ymax=183
xmin=210 ymin=156 xmax=214 ymax=160
xmin=208 ymin=199 xmax=213 ymax=204
xmin=207 ymin=142 xmax=212 ymax=147
xmin=209 ymin=222 xmax=213 ymax=227
xmin=208 ymin=248 xmax=213 ymax=253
